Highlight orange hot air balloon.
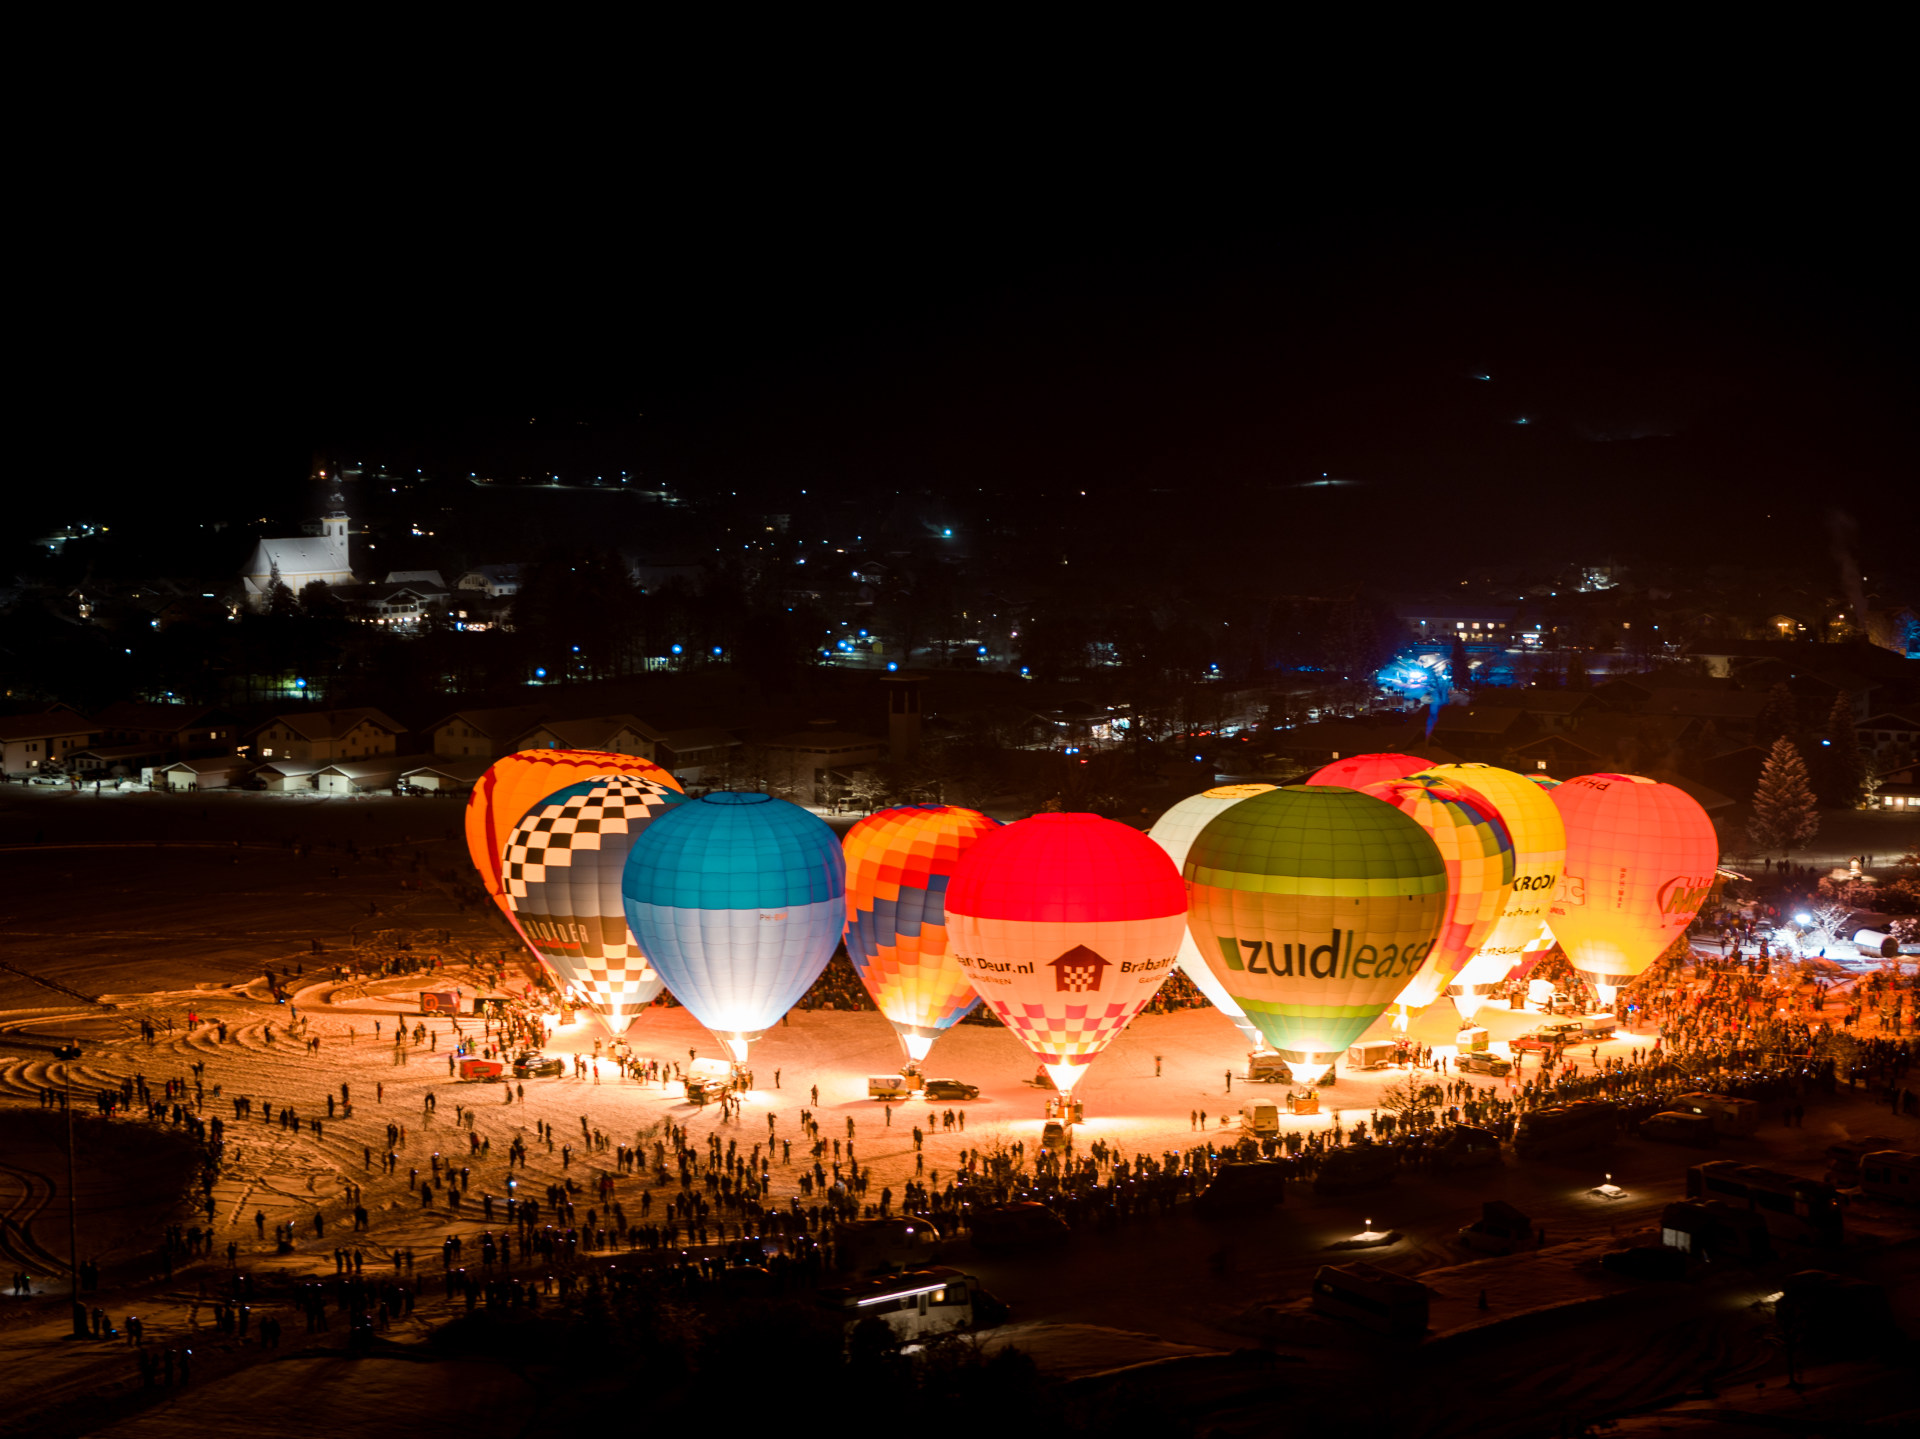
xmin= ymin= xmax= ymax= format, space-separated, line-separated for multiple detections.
xmin=465 ymin=750 xmax=683 ymax=958
xmin=1548 ymin=773 xmax=1718 ymax=1008
xmin=842 ymin=804 xmax=1001 ymax=1066
xmin=1306 ymin=753 xmax=1433 ymax=790
xmin=946 ymin=813 xmax=1187 ymax=1095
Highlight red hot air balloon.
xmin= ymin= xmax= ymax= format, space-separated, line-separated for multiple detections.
xmin=946 ymin=813 xmax=1187 ymax=1095
xmin=1307 ymin=753 xmax=1433 ymax=790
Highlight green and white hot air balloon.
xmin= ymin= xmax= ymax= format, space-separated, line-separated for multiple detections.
xmin=1184 ymin=785 xmax=1447 ymax=1084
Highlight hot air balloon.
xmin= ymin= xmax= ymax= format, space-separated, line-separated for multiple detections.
xmin=1548 ymin=773 xmax=1718 ymax=1008
xmin=498 ymin=776 xmax=687 ymax=1033
xmin=1306 ymin=753 xmax=1432 ymax=790
xmin=1415 ymin=763 xmax=1566 ymax=1019
xmin=946 ymin=813 xmax=1186 ymax=1095
xmin=842 ymin=805 xmax=1001 ymax=1067
xmin=1358 ymin=774 xmax=1515 ymax=1014
xmin=1185 ymin=786 xmax=1446 ymax=1084
xmin=1147 ymin=784 xmax=1276 ymax=1049
xmin=465 ymin=750 xmax=683 ymax=960
xmin=622 ymin=792 xmax=845 ymax=1066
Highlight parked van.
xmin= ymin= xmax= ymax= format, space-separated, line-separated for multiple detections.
xmin=1639 ymin=1111 xmax=1719 ymax=1147
xmin=868 ymin=1074 xmax=916 ymax=1100
xmin=1240 ymin=1100 xmax=1280 ymax=1136
xmin=1247 ymin=1051 xmax=1291 ymax=1084
xmin=1672 ymin=1093 xmax=1762 ymax=1137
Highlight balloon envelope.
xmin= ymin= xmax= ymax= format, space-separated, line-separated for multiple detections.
xmin=622 ymin=792 xmax=845 ymax=1063
xmin=1147 ymin=784 xmax=1275 ymax=1047
xmin=1358 ymin=775 xmax=1515 ymax=1013
xmin=500 ymin=776 xmax=687 ymax=1032
xmin=1306 ymin=753 xmax=1433 ymax=790
xmin=842 ymin=805 xmax=1000 ymax=1062
xmin=1548 ymin=772 xmax=1718 ymax=1002
xmin=1184 ymin=785 xmax=1447 ymax=1083
xmin=946 ymin=813 xmax=1186 ymax=1092
xmin=465 ymin=749 xmax=682 ymax=943
xmin=1415 ymin=763 xmax=1566 ymax=1012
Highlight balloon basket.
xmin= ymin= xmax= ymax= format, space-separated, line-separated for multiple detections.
xmin=1288 ymin=1089 xmax=1320 ymax=1115
xmin=1045 ymin=1096 xmax=1084 ymax=1125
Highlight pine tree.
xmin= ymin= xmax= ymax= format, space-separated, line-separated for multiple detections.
xmin=1748 ymin=735 xmax=1820 ymax=858
xmin=1449 ymin=635 xmax=1470 ymax=690
xmin=1817 ymin=691 xmax=1867 ymax=809
xmin=1754 ymin=681 xmax=1801 ymax=751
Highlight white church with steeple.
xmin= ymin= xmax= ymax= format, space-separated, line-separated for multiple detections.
xmin=239 ymin=482 xmax=357 ymax=611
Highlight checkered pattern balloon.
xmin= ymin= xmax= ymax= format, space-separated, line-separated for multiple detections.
xmin=464 ymin=748 xmax=682 ymax=961
xmin=946 ymin=813 xmax=1187 ymax=1092
xmin=501 ymin=776 xmax=686 ymax=1031
xmin=842 ymin=805 xmax=1000 ymax=1060
xmin=1359 ymin=774 xmax=1516 ymax=1013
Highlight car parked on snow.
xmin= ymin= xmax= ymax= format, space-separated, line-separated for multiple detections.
xmin=922 ymin=1078 xmax=980 ymax=1100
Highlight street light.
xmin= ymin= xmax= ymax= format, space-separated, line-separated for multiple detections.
xmin=52 ymin=1044 xmax=86 ymax=1338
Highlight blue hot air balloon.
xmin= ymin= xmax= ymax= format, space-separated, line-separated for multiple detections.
xmin=621 ymin=791 xmax=846 ymax=1064
xmin=499 ymin=775 xmax=688 ymax=1033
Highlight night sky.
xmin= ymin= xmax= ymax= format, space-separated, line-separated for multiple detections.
xmin=29 ymin=162 xmax=1916 ymax=593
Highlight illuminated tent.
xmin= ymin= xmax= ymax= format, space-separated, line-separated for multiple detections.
xmin=622 ymin=792 xmax=845 ymax=1065
xmin=465 ymin=750 xmax=683 ymax=966
xmin=1548 ymin=773 xmax=1718 ymax=1007
xmin=499 ymin=776 xmax=686 ymax=1032
xmin=1146 ymin=784 xmax=1276 ymax=1048
xmin=946 ymin=813 xmax=1186 ymax=1094
xmin=1359 ymin=774 xmax=1515 ymax=1014
xmin=1414 ymin=763 xmax=1566 ymax=1018
xmin=842 ymin=804 xmax=1000 ymax=1066
xmin=1306 ymin=753 xmax=1432 ymax=790
xmin=1185 ymin=786 xmax=1446 ymax=1084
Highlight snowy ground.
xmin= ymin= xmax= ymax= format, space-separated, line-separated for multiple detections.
xmin=3 ymin=786 xmax=1917 ymax=1437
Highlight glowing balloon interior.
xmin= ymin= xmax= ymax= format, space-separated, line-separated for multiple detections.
xmin=1184 ymin=785 xmax=1447 ymax=1084
xmin=499 ymin=776 xmax=686 ymax=1032
xmin=842 ymin=805 xmax=1001 ymax=1064
xmin=946 ymin=813 xmax=1187 ymax=1093
xmin=622 ymin=792 xmax=846 ymax=1064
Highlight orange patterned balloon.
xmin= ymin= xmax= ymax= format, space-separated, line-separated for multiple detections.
xmin=842 ymin=805 xmax=1001 ymax=1065
xmin=1548 ymin=773 xmax=1718 ymax=1005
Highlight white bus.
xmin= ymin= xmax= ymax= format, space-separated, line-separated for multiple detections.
xmin=817 ymin=1266 xmax=1002 ymax=1340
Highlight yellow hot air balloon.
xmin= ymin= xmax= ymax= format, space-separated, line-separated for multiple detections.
xmin=1185 ymin=786 xmax=1447 ymax=1084
xmin=1415 ymin=763 xmax=1565 ymax=1018
xmin=1548 ymin=773 xmax=1718 ymax=1008
xmin=1359 ymin=774 xmax=1516 ymax=1015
